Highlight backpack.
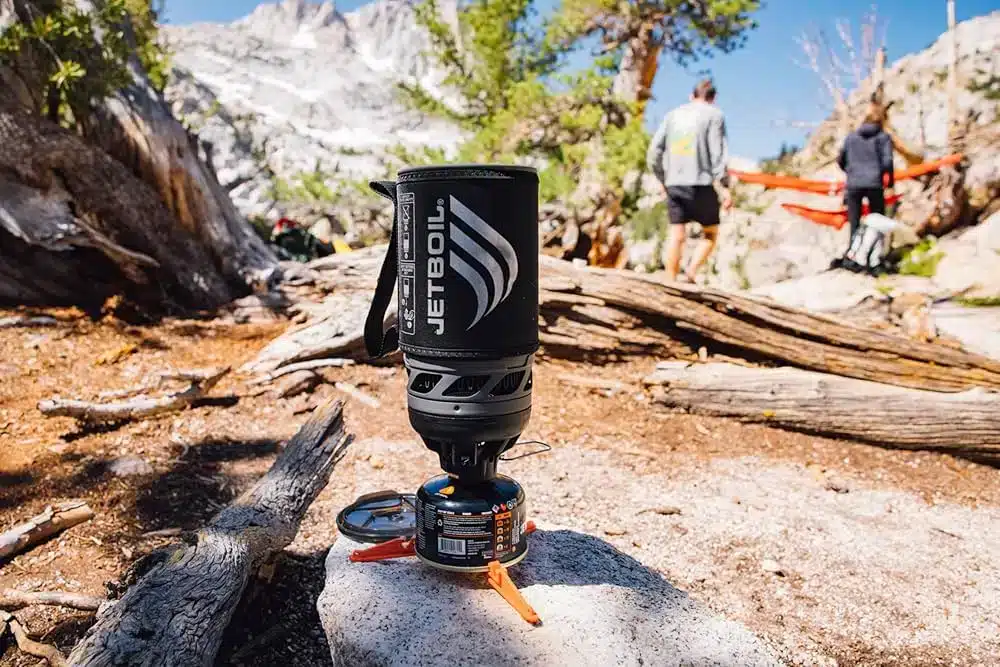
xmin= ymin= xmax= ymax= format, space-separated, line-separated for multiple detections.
xmin=842 ymin=213 xmax=898 ymax=275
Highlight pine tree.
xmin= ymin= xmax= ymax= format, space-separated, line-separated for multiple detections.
xmin=398 ymin=0 xmax=761 ymax=211
xmin=547 ymin=0 xmax=761 ymax=114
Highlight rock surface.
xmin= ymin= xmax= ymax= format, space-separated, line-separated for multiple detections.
xmin=318 ymin=528 xmax=781 ymax=666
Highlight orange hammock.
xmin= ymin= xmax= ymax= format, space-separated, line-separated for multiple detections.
xmin=781 ymin=193 xmax=904 ymax=230
xmin=730 ymin=154 xmax=963 ymax=194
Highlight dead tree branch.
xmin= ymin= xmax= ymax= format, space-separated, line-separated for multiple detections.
xmin=0 ymin=501 xmax=95 ymax=563
xmin=0 ymin=589 xmax=104 ymax=612
xmin=0 ymin=611 xmax=68 ymax=667
xmin=38 ymin=367 xmax=229 ymax=423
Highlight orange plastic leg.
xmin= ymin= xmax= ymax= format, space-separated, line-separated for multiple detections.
xmin=486 ymin=560 xmax=541 ymax=625
xmin=525 ymin=520 xmax=537 ymax=535
xmin=349 ymin=537 xmax=416 ymax=562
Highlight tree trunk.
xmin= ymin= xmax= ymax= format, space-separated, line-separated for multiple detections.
xmin=84 ymin=17 xmax=279 ymax=294
xmin=244 ymin=249 xmax=1000 ymax=393
xmin=66 ymin=400 xmax=353 ymax=666
xmin=0 ymin=91 xmax=234 ymax=310
xmin=611 ymin=24 xmax=662 ymax=114
xmin=946 ymin=0 xmax=960 ymax=149
xmin=644 ymin=361 xmax=1000 ymax=450
xmin=0 ymin=4 xmax=279 ymax=312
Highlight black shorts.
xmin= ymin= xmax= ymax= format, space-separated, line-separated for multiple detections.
xmin=666 ymin=186 xmax=720 ymax=227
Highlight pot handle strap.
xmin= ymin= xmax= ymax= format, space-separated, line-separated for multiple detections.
xmin=363 ymin=180 xmax=400 ymax=359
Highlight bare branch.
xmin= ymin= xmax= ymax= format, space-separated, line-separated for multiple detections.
xmin=0 ymin=611 xmax=69 ymax=667
xmin=0 ymin=502 xmax=95 ymax=563
xmin=0 ymin=589 xmax=104 ymax=612
xmin=39 ymin=367 xmax=230 ymax=423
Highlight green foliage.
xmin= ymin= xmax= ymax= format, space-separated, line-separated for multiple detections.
xmin=967 ymin=71 xmax=1000 ymax=101
xmin=546 ymin=0 xmax=761 ymax=67
xmin=955 ymin=295 xmax=1000 ymax=307
xmin=760 ymin=142 xmax=801 ymax=176
xmin=0 ymin=0 xmax=169 ymax=127
xmin=626 ymin=202 xmax=666 ymax=242
xmin=126 ymin=0 xmax=171 ymax=92
xmin=730 ymin=254 xmax=751 ymax=290
xmin=397 ymin=0 xmax=757 ymax=208
xmin=898 ymin=238 xmax=944 ymax=277
xmin=874 ymin=277 xmax=894 ymax=296
xmin=398 ymin=0 xmax=558 ymax=133
xmin=270 ymin=163 xmax=379 ymax=208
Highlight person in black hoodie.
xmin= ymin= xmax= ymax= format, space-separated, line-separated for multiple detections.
xmin=836 ymin=104 xmax=895 ymax=248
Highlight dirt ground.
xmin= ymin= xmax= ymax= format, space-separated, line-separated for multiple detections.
xmin=1 ymin=309 xmax=998 ymax=666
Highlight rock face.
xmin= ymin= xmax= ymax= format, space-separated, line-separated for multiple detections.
xmin=162 ymin=0 xmax=462 ymax=220
xmin=318 ymin=528 xmax=781 ymax=666
xmin=699 ymin=12 xmax=1000 ymax=289
xmin=797 ymin=11 xmax=1000 ymax=169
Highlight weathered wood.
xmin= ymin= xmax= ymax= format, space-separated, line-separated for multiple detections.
xmin=0 ymin=589 xmax=104 ymax=612
xmin=539 ymin=258 xmax=1000 ymax=391
xmin=0 ymin=92 xmax=233 ymax=309
xmin=87 ymin=16 xmax=278 ymax=294
xmin=247 ymin=246 xmax=1000 ymax=392
xmin=644 ymin=361 xmax=1000 ymax=449
xmin=38 ymin=367 xmax=229 ymax=423
xmin=248 ymin=358 xmax=355 ymax=386
xmin=333 ymin=381 xmax=381 ymax=408
xmin=0 ymin=5 xmax=278 ymax=311
xmin=0 ymin=502 xmax=95 ymax=563
xmin=67 ymin=400 xmax=353 ymax=667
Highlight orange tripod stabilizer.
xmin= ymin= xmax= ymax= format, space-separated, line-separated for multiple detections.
xmin=487 ymin=561 xmax=540 ymax=625
xmin=349 ymin=537 xmax=416 ymax=562
xmin=347 ymin=521 xmax=541 ymax=625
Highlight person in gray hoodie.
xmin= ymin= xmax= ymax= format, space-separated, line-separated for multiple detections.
xmin=646 ymin=79 xmax=732 ymax=283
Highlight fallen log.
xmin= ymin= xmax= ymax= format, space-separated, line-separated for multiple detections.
xmin=0 ymin=589 xmax=104 ymax=612
xmin=540 ymin=258 xmax=1000 ymax=391
xmin=0 ymin=501 xmax=95 ymax=563
xmin=247 ymin=246 xmax=1000 ymax=392
xmin=38 ymin=367 xmax=229 ymax=424
xmin=66 ymin=400 xmax=352 ymax=666
xmin=644 ymin=361 xmax=1000 ymax=449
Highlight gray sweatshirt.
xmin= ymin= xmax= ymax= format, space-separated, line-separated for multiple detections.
xmin=646 ymin=100 xmax=730 ymax=188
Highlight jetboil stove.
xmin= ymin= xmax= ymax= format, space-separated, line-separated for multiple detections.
xmin=337 ymin=164 xmax=544 ymax=624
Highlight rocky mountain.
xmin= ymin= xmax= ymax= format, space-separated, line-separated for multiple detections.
xmin=163 ymin=0 xmax=462 ymax=221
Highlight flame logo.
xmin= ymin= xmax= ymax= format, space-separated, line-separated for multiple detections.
xmin=447 ymin=195 xmax=519 ymax=330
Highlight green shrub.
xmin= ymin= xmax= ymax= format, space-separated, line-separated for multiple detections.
xmin=0 ymin=0 xmax=169 ymax=127
xmin=627 ymin=203 xmax=667 ymax=242
xmin=898 ymin=238 xmax=945 ymax=277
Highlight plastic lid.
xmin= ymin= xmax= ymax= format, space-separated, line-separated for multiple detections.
xmin=336 ymin=490 xmax=417 ymax=543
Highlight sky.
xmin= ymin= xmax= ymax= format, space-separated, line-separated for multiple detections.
xmin=163 ymin=0 xmax=999 ymax=159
